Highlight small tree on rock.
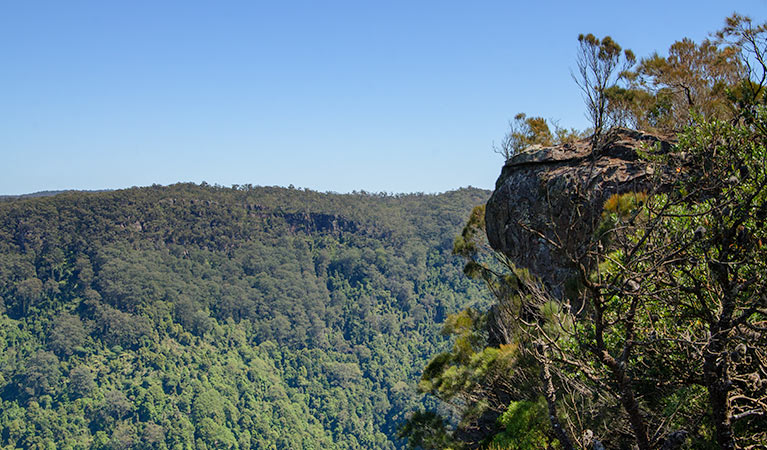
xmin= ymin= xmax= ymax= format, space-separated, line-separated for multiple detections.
xmin=573 ymin=33 xmax=636 ymax=148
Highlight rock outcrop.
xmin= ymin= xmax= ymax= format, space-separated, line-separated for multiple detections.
xmin=485 ymin=128 xmax=674 ymax=296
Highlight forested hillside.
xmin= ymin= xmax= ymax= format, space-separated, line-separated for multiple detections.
xmin=0 ymin=183 xmax=491 ymax=449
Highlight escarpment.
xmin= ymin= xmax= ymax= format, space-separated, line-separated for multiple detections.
xmin=485 ymin=128 xmax=675 ymax=296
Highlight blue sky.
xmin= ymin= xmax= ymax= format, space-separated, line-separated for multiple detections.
xmin=2 ymin=1 xmax=765 ymax=195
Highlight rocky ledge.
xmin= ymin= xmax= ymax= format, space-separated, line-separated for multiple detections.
xmin=485 ymin=128 xmax=674 ymax=296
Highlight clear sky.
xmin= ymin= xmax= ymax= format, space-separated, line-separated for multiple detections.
xmin=2 ymin=1 xmax=765 ymax=195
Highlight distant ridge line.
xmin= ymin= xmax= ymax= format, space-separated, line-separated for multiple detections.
xmin=0 ymin=189 xmax=113 ymax=201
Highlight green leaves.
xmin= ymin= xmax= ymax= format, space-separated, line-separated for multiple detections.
xmin=492 ymin=398 xmax=554 ymax=450
xmin=397 ymin=411 xmax=456 ymax=450
xmin=492 ymin=114 xmax=557 ymax=160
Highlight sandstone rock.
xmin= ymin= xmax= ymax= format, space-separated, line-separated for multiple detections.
xmin=485 ymin=128 xmax=674 ymax=297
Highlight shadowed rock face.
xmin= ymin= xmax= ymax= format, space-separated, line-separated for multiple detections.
xmin=485 ymin=128 xmax=673 ymax=296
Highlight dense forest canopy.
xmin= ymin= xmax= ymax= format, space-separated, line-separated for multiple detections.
xmin=404 ymin=14 xmax=767 ymax=450
xmin=0 ymin=184 xmax=492 ymax=449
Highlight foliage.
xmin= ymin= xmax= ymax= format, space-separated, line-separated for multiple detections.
xmin=571 ymin=23 xmax=746 ymax=137
xmin=397 ymin=411 xmax=456 ymax=450
xmin=614 ymin=36 xmax=742 ymax=131
xmin=493 ymin=114 xmax=583 ymax=161
xmin=490 ymin=398 xmax=555 ymax=450
xmin=492 ymin=114 xmax=552 ymax=161
xmin=573 ymin=33 xmax=636 ymax=147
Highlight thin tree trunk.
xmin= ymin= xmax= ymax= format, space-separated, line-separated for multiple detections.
xmin=706 ymin=261 xmax=736 ymax=449
xmin=703 ymin=323 xmax=735 ymax=449
xmin=540 ymin=355 xmax=574 ymax=450
xmin=592 ymin=296 xmax=651 ymax=450
xmin=599 ymin=350 xmax=651 ymax=450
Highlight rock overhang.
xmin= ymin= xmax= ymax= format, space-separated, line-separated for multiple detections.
xmin=485 ymin=128 xmax=675 ymax=296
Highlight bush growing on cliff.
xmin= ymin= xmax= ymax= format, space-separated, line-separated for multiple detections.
xmin=574 ymin=33 xmax=636 ymax=148
xmin=493 ymin=114 xmax=583 ymax=161
xmin=492 ymin=113 xmax=553 ymax=161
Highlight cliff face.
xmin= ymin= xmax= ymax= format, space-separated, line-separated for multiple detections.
xmin=485 ymin=128 xmax=673 ymax=295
